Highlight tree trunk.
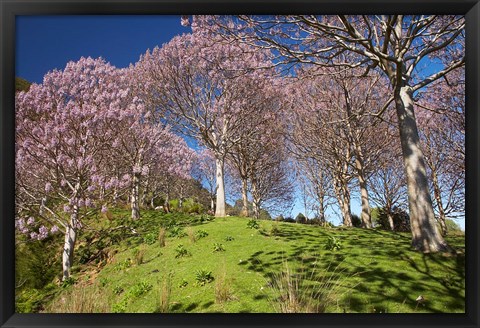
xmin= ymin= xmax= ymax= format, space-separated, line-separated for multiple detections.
xmin=353 ymin=143 xmax=372 ymax=228
xmin=252 ymin=201 xmax=260 ymax=219
xmin=62 ymin=207 xmax=78 ymax=281
xmin=431 ymin=170 xmax=447 ymax=236
xmin=341 ymin=187 xmax=352 ymax=227
xmin=214 ymin=156 xmax=226 ymax=217
xmin=317 ymin=196 xmax=326 ymax=226
xmin=241 ymin=178 xmax=249 ymax=217
xmin=164 ymin=192 xmax=170 ymax=213
xmin=334 ymin=179 xmax=352 ymax=227
xmin=395 ymin=86 xmax=450 ymax=252
xmin=210 ymin=197 xmax=215 ymax=212
xmin=130 ymin=173 xmax=140 ymax=220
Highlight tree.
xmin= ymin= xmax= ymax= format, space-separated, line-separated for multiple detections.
xmin=207 ymin=15 xmax=464 ymax=252
xmin=15 ymin=57 xmax=132 ymax=280
xmin=136 ymin=30 xmax=276 ymax=217
xmin=193 ymin=149 xmax=217 ymax=213
xmin=368 ymin=112 xmax=408 ymax=231
xmin=416 ymin=68 xmax=465 ymax=236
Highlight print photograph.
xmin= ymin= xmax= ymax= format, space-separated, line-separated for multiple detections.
xmin=1 ymin=1 xmax=478 ymax=326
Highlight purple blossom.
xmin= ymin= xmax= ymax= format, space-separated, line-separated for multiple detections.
xmin=101 ymin=205 xmax=108 ymax=213
xmin=38 ymin=226 xmax=49 ymax=240
xmin=27 ymin=217 xmax=35 ymax=225
xmin=50 ymin=225 xmax=59 ymax=233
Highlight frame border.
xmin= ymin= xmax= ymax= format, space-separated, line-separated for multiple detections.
xmin=1 ymin=1 xmax=478 ymax=327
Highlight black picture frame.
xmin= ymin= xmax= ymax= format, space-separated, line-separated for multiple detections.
xmin=1 ymin=1 xmax=479 ymax=327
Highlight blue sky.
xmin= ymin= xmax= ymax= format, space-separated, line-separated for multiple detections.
xmin=16 ymin=15 xmax=187 ymax=83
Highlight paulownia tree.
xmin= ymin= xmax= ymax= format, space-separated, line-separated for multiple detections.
xmin=16 ymin=57 xmax=133 ymax=280
xmin=135 ymin=29 xmax=276 ymax=217
xmin=205 ymin=14 xmax=464 ymax=252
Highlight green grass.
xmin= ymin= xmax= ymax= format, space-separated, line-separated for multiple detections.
xmin=41 ymin=210 xmax=465 ymax=313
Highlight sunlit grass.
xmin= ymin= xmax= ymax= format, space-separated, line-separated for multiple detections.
xmin=40 ymin=210 xmax=464 ymax=313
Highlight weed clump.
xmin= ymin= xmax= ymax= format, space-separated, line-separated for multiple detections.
xmin=195 ymin=269 xmax=214 ymax=286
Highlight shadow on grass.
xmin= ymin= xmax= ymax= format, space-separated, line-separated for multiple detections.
xmin=243 ymin=227 xmax=465 ymax=313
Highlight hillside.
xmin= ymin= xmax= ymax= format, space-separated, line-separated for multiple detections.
xmin=29 ymin=210 xmax=464 ymax=313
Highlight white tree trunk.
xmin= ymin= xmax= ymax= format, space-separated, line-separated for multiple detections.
xmin=395 ymin=86 xmax=449 ymax=252
xmin=214 ymin=156 xmax=226 ymax=217
xmin=354 ymin=143 xmax=372 ymax=228
xmin=62 ymin=207 xmax=78 ymax=281
xmin=210 ymin=197 xmax=215 ymax=212
xmin=130 ymin=173 xmax=140 ymax=220
xmin=241 ymin=178 xmax=249 ymax=217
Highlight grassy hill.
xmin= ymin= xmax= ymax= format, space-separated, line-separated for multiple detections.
xmin=35 ymin=210 xmax=465 ymax=313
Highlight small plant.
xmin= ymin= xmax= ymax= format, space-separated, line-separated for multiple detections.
xmin=195 ymin=269 xmax=214 ymax=286
xmin=195 ymin=229 xmax=209 ymax=239
xmin=143 ymin=232 xmax=157 ymax=245
xmin=128 ymin=280 xmax=153 ymax=298
xmin=132 ymin=247 xmax=146 ymax=265
xmin=115 ymin=258 xmax=132 ymax=271
xmin=199 ymin=214 xmax=214 ymax=223
xmin=112 ymin=285 xmax=124 ymax=295
xmin=169 ymin=226 xmax=186 ymax=238
xmin=112 ymin=299 xmax=128 ymax=313
xmin=325 ymin=236 xmax=342 ymax=251
xmin=61 ymin=277 xmax=77 ymax=288
xmin=225 ymin=235 xmax=235 ymax=242
xmin=178 ymin=279 xmax=188 ymax=288
xmin=158 ymin=227 xmax=166 ymax=247
xmin=213 ymin=243 xmax=226 ymax=252
xmin=186 ymin=227 xmax=197 ymax=243
xmin=174 ymin=244 xmax=191 ymax=258
xmin=270 ymin=224 xmax=280 ymax=236
xmin=247 ymin=219 xmax=260 ymax=229
xmin=99 ymin=277 xmax=109 ymax=287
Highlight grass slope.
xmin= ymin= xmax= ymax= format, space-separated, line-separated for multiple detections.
xmin=44 ymin=210 xmax=465 ymax=313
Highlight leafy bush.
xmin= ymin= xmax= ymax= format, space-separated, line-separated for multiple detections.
xmin=325 ymin=236 xmax=342 ymax=251
xmin=225 ymin=235 xmax=235 ymax=241
xmin=195 ymin=269 xmax=214 ymax=286
xmin=213 ymin=243 xmax=225 ymax=252
xmin=295 ymin=213 xmax=307 ymax=224
xmin=128 ymin=280 xmax=153 ymax=297
xmin=181 ymin=198 xmax=205 ymax=214
xmin=143 ymin=232 xmax=157 ymax=245
xmin=374 ymin=207 xmax=411 ymax=232
xmin=168 ymin=226 xmax=187 ymax=238
xmin=61 ymin=277 xmax=77 ymax=288
xmin=195 ymin=229 xmax=209 ymax=239
xmin=247 ymin=219 xmax=259 ymax=229
xmin=199 ymin=214 xmax=214 ymax=223
xmin=351 ymin=214 xmax=362 ymax=228
xmin=174 ymin=244 xmax=191 ymax=258
xmin=112 ymin=299 xmax=128 ymax=313
xmin=115 ymin=259 xmax=132 ymax=271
